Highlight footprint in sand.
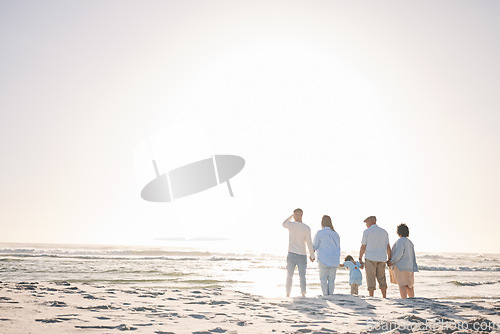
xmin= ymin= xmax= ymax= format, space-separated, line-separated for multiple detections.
xmin=131 ymin=306 xmax=157 ymax=312
xmin=83 ymin=294 xmax=99 ymax=300
xmin=75 ymin=324 xmax=137 ymax=331
xmin=0 ymin=297 xmax=19 ymax=304
xmin=192 ymin=328 xmax=228 ymax=334
xmin=44 ymin=301 xmax=67 ymax=307
xmin=189 ymin=314 xmax=207 ymax=319
xmin=210 ymin=300 xmax=230 ymax=305
xmin=295 ymin=329 xmax=312 ymax=333
xmin=77 ymin=304 xmax=118 ymax=311
xmin=36 ymin=318 xmax=63 ymax=323
xmin=36 ymin=315 xmax=78 ymax=323
xmin=399 ymin=314 xmax=426 ymax=323
xmin=55 ymin=281 xmax=70 ymax=286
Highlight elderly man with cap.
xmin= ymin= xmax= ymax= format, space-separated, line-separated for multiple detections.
xmin=359 ymin=216 xmax=391 ymax=298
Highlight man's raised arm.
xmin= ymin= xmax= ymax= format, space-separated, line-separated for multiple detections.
xmin=282 ymin=214 xmax=293 ymax=228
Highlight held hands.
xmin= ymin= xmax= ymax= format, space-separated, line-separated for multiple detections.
xmin=310 ymin=256 xmax=315 ymax=262
xmin=387 ymin=261 xmax=393 ymax=267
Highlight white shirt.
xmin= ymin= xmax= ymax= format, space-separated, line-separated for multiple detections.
xmin=390 ymin=237 xmax=418 ymax=272
xmin=361 ymin=224 xmax=390 ymax=262
xmin=283 ymin=220 xmax=315 ymax=259
xmin=313 ymin=227 xmax=341 ymax=267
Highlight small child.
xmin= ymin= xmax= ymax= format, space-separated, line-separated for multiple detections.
xmin=339 ymin=255 xmax=364 ymax=295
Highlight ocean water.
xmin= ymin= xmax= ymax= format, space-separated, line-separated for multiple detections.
xmin=1 ymin=243 xmax=499 ymax=300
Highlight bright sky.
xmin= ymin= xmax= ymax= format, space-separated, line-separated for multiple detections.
xmin=1 ymin=1 xmax=499 ymax=254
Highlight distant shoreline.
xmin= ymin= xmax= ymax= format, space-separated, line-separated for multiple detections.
xmin=1 ymin=241 xmax=499 ymax=257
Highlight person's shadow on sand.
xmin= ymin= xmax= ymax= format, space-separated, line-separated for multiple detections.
xmin=282 ymin=293 xmax=377 ymax=322
xmin=394 ymin=297 xmax=468 ymax=321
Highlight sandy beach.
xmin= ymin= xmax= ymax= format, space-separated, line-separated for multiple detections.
xmin=3 ymin=0 xmax=500 ymax=332
xmin=1 ymin=281 xmax=499 ymax=333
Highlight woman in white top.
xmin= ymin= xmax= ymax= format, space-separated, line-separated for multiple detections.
xmin=387 ymin=223 xmax=418 ymax=299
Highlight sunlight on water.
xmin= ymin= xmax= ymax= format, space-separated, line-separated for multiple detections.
xmin=1 ymin=243 xmax=499 ymax=300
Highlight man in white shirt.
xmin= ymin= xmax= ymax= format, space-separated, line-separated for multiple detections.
xmin=359 ymin=216 xmax=391 ymax=298
xmin=282 ymin=208 xmax=315 ymax=297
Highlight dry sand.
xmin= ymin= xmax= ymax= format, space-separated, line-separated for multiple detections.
xmin=1 ymin=281 xmax=499 ymax=333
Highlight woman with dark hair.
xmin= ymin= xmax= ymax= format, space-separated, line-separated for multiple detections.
xmin=387 ymin=223 xmax=418 ymax=298
xmin=313 ymin=215 xmax=341 ymax=295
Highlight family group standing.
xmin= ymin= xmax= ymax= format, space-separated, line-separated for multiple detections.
xmin=282 ymin=209 xmax=418 ymax=299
